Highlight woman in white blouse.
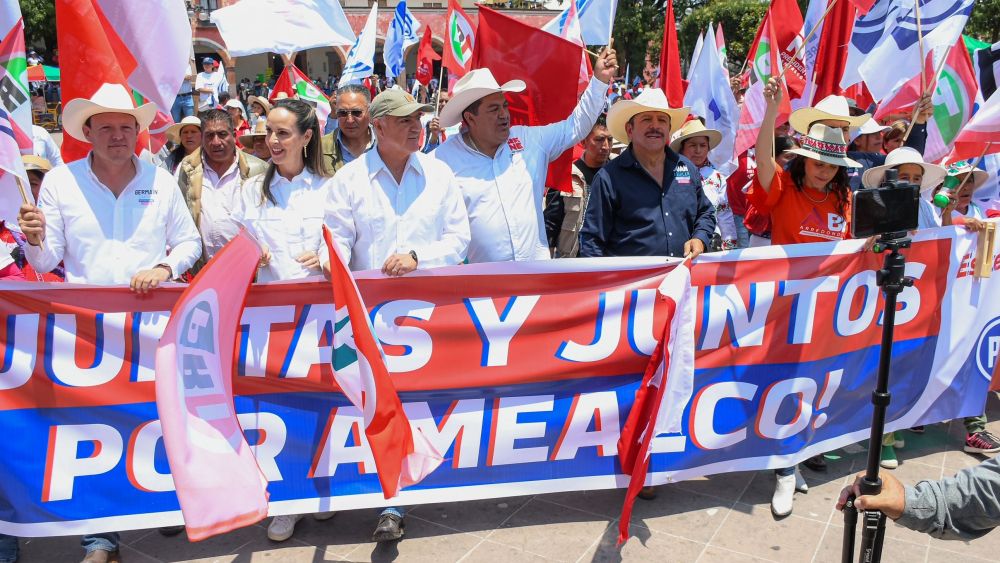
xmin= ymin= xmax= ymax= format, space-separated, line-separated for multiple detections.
xmin=234 ymin=99 xmax=333 ymax=283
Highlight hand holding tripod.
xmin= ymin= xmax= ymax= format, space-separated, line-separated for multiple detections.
xmin=842 ymin=232 xmax=914 ymax=563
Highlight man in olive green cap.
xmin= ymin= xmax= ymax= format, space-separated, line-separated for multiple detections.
xmin=323 ymin=88 xmax=470 ymax=542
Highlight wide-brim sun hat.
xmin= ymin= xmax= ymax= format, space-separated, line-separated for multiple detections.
xmin=439 ymin=68 xmax=526 ymax=128
xmin=606 ymin=87 xmax=690 ymax=144
xmin=165 ymin=115 xmax=202 ymax=143
xmin=62 ymin=83 xmax=157 ymax=141
xmin=669 ymin=119 xmax=722 ymax=153
xmin=943 ymin=160 xmax=991 ymax=197
xmin=787 ymin=123 xmax=863 ymax=169
xmin=861 ymin=147 xmax=947 ymax=195
xmin=247 ymin=95 xmax=272 ymax=115
xmin=22 ymin=155 xmax=52 ymax=173
xmin=238 ymin=117 xmax=267 ymax=148
xmin=789 ymin=94 xmax=871 ymax=135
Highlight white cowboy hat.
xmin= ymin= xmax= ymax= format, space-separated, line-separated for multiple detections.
xmin=789 ymin=94 xmax=871 ymax=135
xmin=857 ymin=118 xmax=889 ymax=135
xmin=787 ymin=123 xmax=863 ymax=169
xmin=669 ymin=119 xmax=722 ymax=153
xmin=439 ymin=68 xmax=526 ymax=128
xmin=238 ymin=117 xmax=267 ymax=148
xmin=62 ymin=83 xmax=157 ymax=141
xmin=606 ymin=88 xmax=690 ymax=144
xmin=943 ymin=160 xmax=991 ymax=196
xmin=247 ymin=95 xmax=272 ymax=115
xmin=862 ymin=147 xmax=947 ymax=195
xmin=165 ymin=115 xmax=202 ymax=143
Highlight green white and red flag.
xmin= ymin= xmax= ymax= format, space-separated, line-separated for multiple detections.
xmin=0 ymin=3 xmax=33 ymax=155
xmin=734 ymin=15 xmax=791 ymax=157
xmin=271 ymin=64 xmax=332 ymax=131
xmin=443 ymin=0 xmax=475 ymax=77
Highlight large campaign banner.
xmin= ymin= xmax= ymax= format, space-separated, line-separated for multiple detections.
xmin=0 ymin=227 xmax=998 ymax=536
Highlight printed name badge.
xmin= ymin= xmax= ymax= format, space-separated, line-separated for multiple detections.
xmin=675 ymin=165 xmax=691 ymax=185
xmin=507 ymin=137 xmax=524 ymax=153
xmin=134 ymin=188 xmax=158 ymax=206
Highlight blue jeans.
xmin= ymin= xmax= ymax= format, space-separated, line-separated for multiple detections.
xmin=774 ymin=466 xmax=795 ymax=477
xmin=171 ymin=94 xmax=195 ymax=123
xmin=733 ymin=214 xmax=750 ymax=248
xmin=0 ymin=534 xmax=17 ymax=563
xmin=380 ymin=506 xmax=405 ymax=518
xmin=81 ymin=533 xmax=119 ymax=553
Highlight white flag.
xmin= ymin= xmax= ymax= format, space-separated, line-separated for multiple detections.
xmin=211 ymin=0 xmax=355 ymax=57
xmin=384 ymin=1 xmax=421 ymax=79
xmin=687 ymin=31 xmax=704 ymax=82
xmin=340 ymin=4 xmax=378 ymax=87
xmin=684 ymin=30 xmax=740 ymax=176
xmin=542 ymin=0 xmax=618 ymax=46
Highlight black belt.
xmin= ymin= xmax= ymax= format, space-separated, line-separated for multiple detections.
xmin=176 ymin=92 xmax=193 ymax=97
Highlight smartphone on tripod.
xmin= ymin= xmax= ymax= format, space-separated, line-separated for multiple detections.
xmin=842 ymin=169 xmax=920 ymax=563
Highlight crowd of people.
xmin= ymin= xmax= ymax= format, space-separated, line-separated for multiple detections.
xmin=4 ymin=38 xmax=1000 ymax=561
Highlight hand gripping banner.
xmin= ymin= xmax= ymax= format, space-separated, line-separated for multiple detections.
xmin=0 ymin=227 xmax=998 ymax=536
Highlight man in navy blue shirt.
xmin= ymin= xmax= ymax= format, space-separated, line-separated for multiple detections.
xmin=580 ymin=88 xmax=715 ymax=259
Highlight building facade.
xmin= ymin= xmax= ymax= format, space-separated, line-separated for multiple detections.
xmin=187 ymin=0 xmax=561 ymax=92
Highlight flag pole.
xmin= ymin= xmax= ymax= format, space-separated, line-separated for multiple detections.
xmin=949 ymin=142 xmax=993 ymax=196
xmin=14 ymin=177 xmax=43 ymax=251
xmin=915 ymin=0 xmax=926 ymax=94
xmin=778 ymin=0 xmax=840 ymax=81
xmin=434 ymin=64 xmax=446 ymax=116
xmin=902 ymin=39 xmax=952 ymax=141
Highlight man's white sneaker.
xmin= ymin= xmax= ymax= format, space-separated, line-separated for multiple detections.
xmin=313 ymin=511 xmax=336 ymax=521
xmin=794 ymin=467 xmax=809 ymax=493
xmin=267 ymin=514 xmax=303 ymax=542
xmin=771 ymin=473 xmax=795 ymax=517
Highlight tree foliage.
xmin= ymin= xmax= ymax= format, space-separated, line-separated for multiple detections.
xmin=678 ymin=0 xmax=769 ymax=73
xmin=19 ymin=0 xmax=57 ymax=52
xmin=966 ymin=0 xmax=1000 ymax=43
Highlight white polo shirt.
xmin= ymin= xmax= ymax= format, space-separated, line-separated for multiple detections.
xmin=325 ymin=148 xmax=470 ymax=272
xmin=235 ymin=169 xmax=332 ymax=282
xmin=433 ymin=76 xmax=608 ymax=263
xmin=25 ymin=155 xmax=202 ymax=284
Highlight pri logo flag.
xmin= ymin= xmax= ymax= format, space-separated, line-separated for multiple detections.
xmin=842 ymin=0 xmax=975 ymax=100
xmin=735 ymin=16 xmax=790 ymax=157
xmin=272 ymin=65 xmax=332 ymax=131
xmin=321 ymin=227 xmax=443 ymax=498
xmin=617 ymin=262 xmax=695 ymax=545
xmin=154 ymin=230 xmax=268 ymax=541
xmin=946 ymin=89 xmax=1000 ymax=163
xmin=384 ymin=1 xmax=421 ymax=80
xmin=0 ymin=3 xmax=32 ymax=154
xmin=339 ymin=3 xmax=378 ymax=87
xmin=443 ymin=0 xmax=475 ymax=77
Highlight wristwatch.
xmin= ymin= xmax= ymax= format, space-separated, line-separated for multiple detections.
xmin=409 ymin=250 xmax=418 ymax=265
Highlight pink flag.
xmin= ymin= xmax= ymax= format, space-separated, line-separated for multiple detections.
xmin=154 ymin=229 xmax=269 ymax=541
xmin=322 ymin=227 xmax=443 ymax=498
xmin=616 ymin=262 xmax=695 ymax=545
xmin=946 ymin=90 xmax=1000 ymax=162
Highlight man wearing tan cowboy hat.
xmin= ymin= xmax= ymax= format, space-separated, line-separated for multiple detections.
xmin=176 ymin=108 xmax=267 ymax=273
xmin=579 ymin=88 xmax=716 ymax=263
xmin=432 ymin=46 xmax=619 ymax=263
xmin=789 ymin=93 xmax=933 ymax=191
xmin=17 ymin=83 xmax=202 ymax=562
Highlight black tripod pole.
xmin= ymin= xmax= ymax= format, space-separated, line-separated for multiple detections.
xmin=842 ymin=235 xmax=913 ymax=563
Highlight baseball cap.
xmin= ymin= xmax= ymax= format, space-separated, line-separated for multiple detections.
xmin=369 ymin=89 xmax=432 ymax=119
xmin=202 ymin=57 xmax=217 ymax=66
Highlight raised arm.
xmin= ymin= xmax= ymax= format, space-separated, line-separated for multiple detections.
xmin=754 ymin=77 xmax=784 ymax=193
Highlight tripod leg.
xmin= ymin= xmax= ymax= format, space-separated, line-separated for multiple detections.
xmin=841 ymin=498 xmax=858 ymax=563
xmin=858 ymin=509 xmax=887 ymax=563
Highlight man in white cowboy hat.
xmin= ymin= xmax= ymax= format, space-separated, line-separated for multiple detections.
xmin=670 ymin=118 xmax=737 ymax=250
xmin=17 ymin=83 xmax=202 ymax=561
xmin=789 ymin=93 xmax=934 ymax=191
xmin=176 ymin=108 xmax=267 ymax=273
xmin=579 ymin=88 xmax=716 ymax=262
xmin=195 ymin=56 xmax=225 ymax=112
xmin=432 ymin=46 xmax=619 ymax=263
xmin=850 ymin=118 xmax=890 ymax=154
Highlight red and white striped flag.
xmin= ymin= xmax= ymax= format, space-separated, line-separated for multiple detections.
xmin=154 ymin=229 xmax=269 ymax=541
xmin=617 ymin=262 xmax=695 ymax=545
xmin=321 ymin=227 xmax=444 ymax=498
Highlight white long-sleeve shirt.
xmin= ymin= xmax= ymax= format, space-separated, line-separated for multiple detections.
xmin=25 ymin=155 xmax=202 ymax=284
xmin=234 ymin=168 xmax=331 ymax=282
xmin=199 ymin=156 xmax=243 ymax=259
xmin=32 ymin=125 xmax=64 ymax=167
xmin=325 ymin=148 xmax=470 ymax=272
xmin=433 ymin=76 xmax=608 ymax=263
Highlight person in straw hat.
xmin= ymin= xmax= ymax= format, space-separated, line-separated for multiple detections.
xmin=936 ymin=161 xmax=994 ymax=229
xmin=162 ymin=115 xmax=201 ymax=174
xmin=247 ymin=94 xmax=271 ymax=128
xmin=0 ymin=156 xmax=64 ymax=282
xmin=861 ymin=146 xmax=947 ymax=232
xmin=670 ymin=118 xmax=737 ymax=250
xmin=17 ymin=83 xmax=202 ymax=562
xmin=239 ymin=117 xmax=271 ymax=161
xmin=579 ymin=87 xmax=716 ymax=263
xmin=432 ymin=46 xmax=619 ymax=263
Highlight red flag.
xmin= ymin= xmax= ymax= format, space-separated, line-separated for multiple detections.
xmin=617 ymin=263 xmax=695 ymax=545
xmin=746 ymin=0 xmax=806 ymax=100
xmin=657 ymin=1 xmax=684 ymax=106
xmin=443 ymin=0 xmax=475 ymax=77
xmin=416 ymin=26 xmax=441 ymax=87
xmin=734 ymin=16 xmax=791 ymax=157
xmin=154 ymin=229 xmax=269 ymax=541
xmin=56 ymin=0 xmax=140 ymax=162
xmin=472 ymin=7 xmax=584 ymax=193
xmin=810 ymin=0 xmax=857 ymax=103
xmin=849 ymin=0 xmax=877 ymax=15
xmin=946 ymin=91 xmax=1000 ymax=162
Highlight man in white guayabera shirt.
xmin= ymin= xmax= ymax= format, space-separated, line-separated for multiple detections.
xmin=18 ymin=83 xmax=201 ymax=294
xmin=431 ymin=46 xmax=617 ymax=263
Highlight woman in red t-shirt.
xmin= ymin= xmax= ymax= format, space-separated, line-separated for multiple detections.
xmin=749 ymin=78 xmax=862 ymax=247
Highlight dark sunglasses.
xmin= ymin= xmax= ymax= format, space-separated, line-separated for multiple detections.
xmin=336 ymin=109 xmax=365 ymax=118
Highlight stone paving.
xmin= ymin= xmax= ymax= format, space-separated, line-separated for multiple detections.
xmin=14 ymin=394 xmax=1000 ymax=562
